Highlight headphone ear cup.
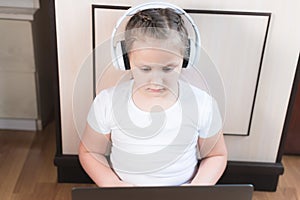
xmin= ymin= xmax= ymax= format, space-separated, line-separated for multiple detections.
xmin=121 ymin=40 xmax=131 ymax=70
xmin=115 ymin=41 xmax=125 ymax=70
xmin=182 ymin=39 xmax=191 ymax=68
xmin=114 ymin=40 xmax=131 ymax=70
xmin=182 ymin=58 xmax=189 ymax=68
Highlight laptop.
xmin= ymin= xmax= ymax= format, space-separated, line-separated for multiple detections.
xmin=72 ymin=184 xmax=253 ymax=200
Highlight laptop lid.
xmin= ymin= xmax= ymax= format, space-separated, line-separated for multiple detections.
xmin=72 ymin=184 xmax=253 ymax=200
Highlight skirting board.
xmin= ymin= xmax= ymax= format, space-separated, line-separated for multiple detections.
xmin=54 ymin=155 xmax=284 ymax=191
xmin=0 ymin=118 xmax=40 ymax=131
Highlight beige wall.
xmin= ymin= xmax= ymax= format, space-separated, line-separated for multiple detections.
xmin=0 ymin=0 xmax=39 ymax=8
xmin=0 ymin=0 xmax=53 ymax=130
xmin=55 ymin=0 xmax=300 ymax=162
xmin=0 ymin=2 xmax=39 ymax=131
xmin=0 ymin=19 xmax=38 ymax=119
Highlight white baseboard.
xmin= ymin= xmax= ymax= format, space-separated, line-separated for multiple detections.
xmin=0 ymin=118 xmax=37 ymax=131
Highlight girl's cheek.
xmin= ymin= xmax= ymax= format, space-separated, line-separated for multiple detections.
xmin=131 ymin=71 xmax=149 ymax=86
xmin=165 ymin=71 xmax=180 ymax=82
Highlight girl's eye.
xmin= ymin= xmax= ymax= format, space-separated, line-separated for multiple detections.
xmin=162 ymin=66 xmax=174 ymax=72
xmin=140 ymin=67 xmax=151 ymax=72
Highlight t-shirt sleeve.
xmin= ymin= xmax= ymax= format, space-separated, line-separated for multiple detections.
xmin=87 ymin=90 xmax=112 ymax=134
xmin=197 ymin=92 xmax=223 ymax=138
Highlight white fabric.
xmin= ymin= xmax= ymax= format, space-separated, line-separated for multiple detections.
xmin=87 ymin=80 xmax=221 ymax=186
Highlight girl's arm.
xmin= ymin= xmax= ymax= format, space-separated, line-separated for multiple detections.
xmin=78 ymin=124 xmax=134 ymax=187
xmin=189 ymin=132 xmax=228 ymax=185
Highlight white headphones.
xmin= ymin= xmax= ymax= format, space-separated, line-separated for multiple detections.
xmin=111 ymin=2 xmax=201 ymax=70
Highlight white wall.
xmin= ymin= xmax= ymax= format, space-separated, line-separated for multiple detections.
xmin=55 ymin=0 xmax=300 ymax=162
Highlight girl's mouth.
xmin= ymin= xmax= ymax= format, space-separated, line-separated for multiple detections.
xmin=147 ymin=88 xmax=165 ymax=93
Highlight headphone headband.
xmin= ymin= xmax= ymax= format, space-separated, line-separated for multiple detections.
xmin=111 ymin=2 xmax=201 ymax=70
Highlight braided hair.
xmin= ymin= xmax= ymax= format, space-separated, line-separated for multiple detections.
xmin=124 ymin=8 xmax=189 ymax=59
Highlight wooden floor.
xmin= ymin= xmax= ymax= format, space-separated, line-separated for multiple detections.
xmin=1 ymin=122 xmax=299 ymax=200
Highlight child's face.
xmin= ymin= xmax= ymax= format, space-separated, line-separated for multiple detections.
xmin=129 ymin=39 xmax=183 ymax=99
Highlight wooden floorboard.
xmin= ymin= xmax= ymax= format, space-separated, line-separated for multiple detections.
xmin=0 ymin=129 xmax=35 ymax=200
xmin=0 ymin=121 xmax=299 ymax=200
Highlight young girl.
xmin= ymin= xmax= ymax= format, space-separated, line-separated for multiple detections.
xmin=79 ymin=6 xmax=227 ymax=187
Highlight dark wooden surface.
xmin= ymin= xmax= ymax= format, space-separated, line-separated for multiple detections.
xmin=284 ymin=54 xmax=300 ymax=155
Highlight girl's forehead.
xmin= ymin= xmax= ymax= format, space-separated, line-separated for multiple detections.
xmin=129 ymin=44 xmax=183 ymax=67
xmin=131 ymin=37 xmax=182 ymax=54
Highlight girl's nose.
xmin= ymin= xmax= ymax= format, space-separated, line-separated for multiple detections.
xmin=149 ymin=71 xmax=164 ymax=85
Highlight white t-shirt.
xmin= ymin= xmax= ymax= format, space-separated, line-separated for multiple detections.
xmin=87 ymin=80 xmax=222 ymax=186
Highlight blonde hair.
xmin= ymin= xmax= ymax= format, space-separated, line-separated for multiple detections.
xmin=124 ymin=8 xmax=189 ymax=59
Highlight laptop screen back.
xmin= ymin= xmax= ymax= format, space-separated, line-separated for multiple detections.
xmin=72 ymin=184 xmax=253 ymax=200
